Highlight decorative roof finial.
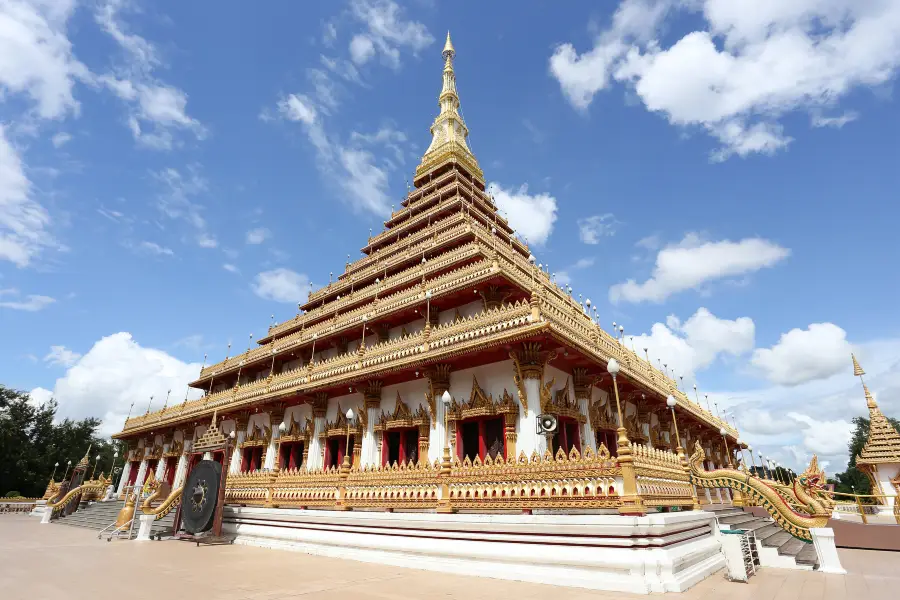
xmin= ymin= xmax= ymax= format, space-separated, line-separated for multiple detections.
xmin=852 ymin=353 xmax=865 ymax=377
xmin=443 ymin=31 xmax=455 ymax=59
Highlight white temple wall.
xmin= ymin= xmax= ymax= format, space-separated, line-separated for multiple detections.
xmin=325 ymin=392 xmax=363 ymax=422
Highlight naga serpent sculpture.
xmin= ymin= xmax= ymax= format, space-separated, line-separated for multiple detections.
xmin=688 ymin=442 xmax=832 ymax=541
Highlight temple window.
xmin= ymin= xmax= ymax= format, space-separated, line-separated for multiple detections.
xmin=383 ymin=428 xmax=419 ymax=466
xmin=322 ymin=404 xmax=363 ymax=469
xmin=551 ymin=416 xmax=582 ymax=455
xmin=375 ymin=394 xmax=429 ymax=466
xmin=596 ymin=429 xmax=618 ymax=457
xmin=458 ymin=416 xmax=504 ymax=462
xmin=324 ymin=435 xmax=355 ymax=469
xmin=277 ymin=418 xmax=310 ymax=470
xmin=447 ymin=379 xmax=518 ymax=463
xmin=241 ymin=446 xmax=264 ymax=472
xmin=279 ymin=441 xmax=304 ymax=469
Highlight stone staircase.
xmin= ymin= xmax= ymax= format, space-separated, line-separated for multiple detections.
xmin=707 ymin=505 xmax=819 ymax=570
xmin=51 ymin=500 xmax=176 ymax=539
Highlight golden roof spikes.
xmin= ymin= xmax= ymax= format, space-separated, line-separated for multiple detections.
xmin=852 ymin=353 xmax=865 ymax=377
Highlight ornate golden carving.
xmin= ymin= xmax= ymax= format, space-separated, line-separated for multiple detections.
xmin=375 ymin=393 xmax=429 ymax=431
xmin=364 ymin=380 xmax=383 ymax=410
xmin=447 ymin=377 xmax=519 ymax=422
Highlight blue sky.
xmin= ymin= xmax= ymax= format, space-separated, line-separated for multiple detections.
xmin=2 ymin=0 xmax=899 ymax=474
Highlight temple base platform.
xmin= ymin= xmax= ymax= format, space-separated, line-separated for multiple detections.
xmin=223 ymin=507 xmax=724 ymax=594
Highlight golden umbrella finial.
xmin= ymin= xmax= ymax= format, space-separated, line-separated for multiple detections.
xmin=852 ymin=353 xmax=865 ymax=377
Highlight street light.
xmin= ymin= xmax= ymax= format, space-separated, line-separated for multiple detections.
xmin=343 ymin=408 xmax=354 ymax=470
xmin=91 ymin=454 xmax=101 ymax=479
xmin=51 ymin=461 xmax=59 ymax=481
xmin=63 ymin=460 xmax=72 ymax=481
xmin=719 ymin=427 xmax=732 ymax=468
xmin=438 ymin=390 xmax=454 ymax=513
xmin=666 ymin=395 xmax=682 ymax=452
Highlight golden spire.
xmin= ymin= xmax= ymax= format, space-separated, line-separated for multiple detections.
xmin=853 ymin=354 xmax=900 ymax=466
xmin=852 ymin=353 xmax=865 ymax=377
xmin=415 ymin=30 xmax=484 ymax=183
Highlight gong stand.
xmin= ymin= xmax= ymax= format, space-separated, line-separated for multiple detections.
xmin=173 ymin=412 xmax=235 ymax=546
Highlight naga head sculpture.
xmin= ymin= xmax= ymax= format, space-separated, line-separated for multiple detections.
xmin=796 ymin=455 xmax=826 ymax=494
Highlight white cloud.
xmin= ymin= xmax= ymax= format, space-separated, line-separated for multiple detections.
xmin=554 ymin=257 xmax=594 ymax=287
xmin=629 ymin=307 xmax=755 ymax=382
xmin=253 ymin=268 xmax=310 ymax=303
xmin=811 ymin=111 xmax=859 ymax=129
xmin=28 ymin=386 xmax=53 ymax=408
xmin=278 ymin=94 xmax=318 ymax=125
xmin=609 ymin=233 xmax=789 ymax=303
xmin=578 ymin=214 xmax=618 ymax=244
xmin=33 ymin=332 xmax=203 ymax=437
xmin=246 ymin=227 xmax=271 ymax=245
xmin=222 ymin=263 xmax=239 ymax=273
xmin=489 ymin=182 xmax=558 ymax=246
xmin=550 ymin=0 xmax=900 ymax=159
xmin=51 ymin=132 xmax=72 ymax=147
xmin=153 ymin=166 xmax=217 ymax=248
xmin=44 ymin=345 xmax=81 ymax=367
xmin=0 ymin=0 xmax=87 ymax=120
xmin=751 ymin=323 xmax=852 ymax=386
xmin=137 ymin=240 xmax=174 ymax=256
xmin=0 ymin=125 xmax=58 ymax=267
xmin=0 ymin=288 xmax=55 ymax=311
xmin=349 ymin=34 xmax=376 ymax=65
xmin=786 ymin=412 xmax=854 ymax=457
xmin=95 ymin=0 xmax=205 ymax=149
xmin=348 ymin=0 xmax=434 ymax=68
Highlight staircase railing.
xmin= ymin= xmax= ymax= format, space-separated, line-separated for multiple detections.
xmin=687 ymin=443 xmax=832 ymax=542
xmin=99 ymin=485 xmax=138 ymax=541
xmin=828 ymin=490 xmax=900 ymax=525
xmin=45 ymin=476 xmax=111 ymax=519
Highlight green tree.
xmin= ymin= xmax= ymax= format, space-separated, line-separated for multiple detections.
xmin=832 ymin=415 xmax=900 ymax=496
xmin=0 ymin=385 xmax=123 ymax=498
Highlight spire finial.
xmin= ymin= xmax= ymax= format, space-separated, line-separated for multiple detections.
xmin=852 ymin=353 xmax=865 ymax=377
xmin=863 ymin=384 xmax=878 ymax=409
xmin=443 ymin=31 xmax=455 ymax=59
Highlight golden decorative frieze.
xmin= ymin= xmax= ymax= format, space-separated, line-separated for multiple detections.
xmin=375 ymin=393 xmax=429 ymax=431
xmin=446 ymin=377 xmax=519 ymax=422
xmin=363 ymin=380 xmax=383 ymax=410
xmin=322 ymin=403 xmax=362 ymax=439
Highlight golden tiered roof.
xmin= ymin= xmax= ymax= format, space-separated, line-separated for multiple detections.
xmin=114 ymin=36 xmax=736 ymax=441
xmin=853 ymin=355 xmax=900 ymax=465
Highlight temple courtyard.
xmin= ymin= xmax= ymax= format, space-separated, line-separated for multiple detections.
xmin=0 ymin=516 xmax=895 ymax=600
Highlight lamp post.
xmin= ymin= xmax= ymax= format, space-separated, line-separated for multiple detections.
xmin=437 ymin=390 xmax=455 ymax=514
xmin=667 ymin=395 xmax=701 ymax=511
xmin=342 ymin=408 xmax=354 ymax=473
xmin=91 ymin=454 xmax=101 ymax=480
xmin=746 ymin=445 xmax=758 ymax=475
xmin=111 ymin=451 xmax=119 ymax=487
xmin=63 ymin=460 xmax=72 ymax=481
xmin=51 ymin=461 xmax=59 ymax=481
xmin=607 ymin=359 xmax=645 ymax=515
xmin=719 ymin=428 xmax=733 ymax=468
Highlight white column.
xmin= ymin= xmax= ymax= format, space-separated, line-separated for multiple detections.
xmin=116 ymin=461 xmax=132 ymax=497
xmin=133 ymin=459 xmax=149 ymax=491
xmin=578 ymin=397 xmax=596 ymax=453
xmin=229 ymin=433 xmax=245 ymax=474
xmin=135 ymin=513 xmax=155 ymax=541
xmin=363 ymin=406 xmax=379 ymax=467
xmin=263 ymin=426 xmax=280 ymax=470
xmin=172 ymin=454 xmax=188 ymax=489
xmin=811 ymin=528 xmax=846 ymax=574
xmin=517 ymin=378 xmax=545 ymax=458
xmin=428 ymin=398 xmax=447 ymax=464
xmin=155 ymin=456 xmax=167 ymax=481
xmin=307 ymin=417 xmax=326 ymax=470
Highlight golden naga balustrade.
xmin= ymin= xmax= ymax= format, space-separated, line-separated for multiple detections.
xmin=223 ymin=442 xmax=698 ymax=514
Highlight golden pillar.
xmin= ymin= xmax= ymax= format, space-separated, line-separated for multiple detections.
xmin=608 ymin=359 xmax=645 ymax=516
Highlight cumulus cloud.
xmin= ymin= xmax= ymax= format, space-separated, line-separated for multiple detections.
xmin=629 ymin=307 xmax=755 ymax=382
xmin=578 ymin=214 xmax=618 ymax=244
xmin=550 ymin=0 xmax=900 ymax=160
xmin=489 ymin=182 xmax=558 ymax=246
xmin=32 ymin=332 xmax=203 ymax=437
xmin=751 ymin=323 xmax=852 ymax=386
xmin=253 ymin=268 xmax=310 ymax=303
xmin=609 ymin=233 xmax=789 ymax=303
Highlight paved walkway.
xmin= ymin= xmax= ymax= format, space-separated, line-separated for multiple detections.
xmin=0 ymin=515 xmax=896 ymax=599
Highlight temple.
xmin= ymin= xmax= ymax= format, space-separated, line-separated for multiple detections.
xmin=851 ymin=355 xmax=900 ymax=511
xmin=95 ymin=34 xmax=773 ymax=593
